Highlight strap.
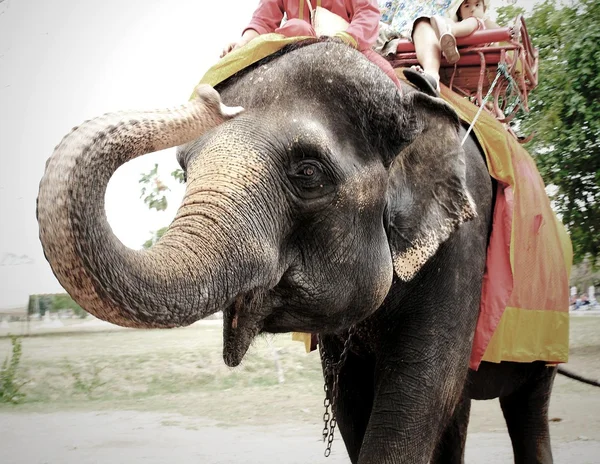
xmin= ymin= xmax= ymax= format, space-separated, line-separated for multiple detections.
xmin=305 ymin=0 xmax=316 ymax=24
xmin=461 ymin=64 xmax=512 ymax=146
xmin=305 ymin=0 xmax=314 ymax=15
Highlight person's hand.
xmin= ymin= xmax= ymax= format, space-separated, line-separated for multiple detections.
xmin=220 ymin=30 xmax=260 ymax=58
xmin=220 ymin=41 xmax=240 ymax=58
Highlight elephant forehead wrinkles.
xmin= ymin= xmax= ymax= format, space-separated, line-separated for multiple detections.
xmin=187 ymin=137 xmax=272 ymax=190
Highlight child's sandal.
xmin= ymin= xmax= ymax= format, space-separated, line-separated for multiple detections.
xmin=440 ymin=33 xmax=460 ymax=64
xmin=430 ymin=16 xmax=460 ymax=65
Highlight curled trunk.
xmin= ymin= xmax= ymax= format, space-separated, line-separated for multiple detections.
xmin=37 ymin=86 xmax=243 ymax=328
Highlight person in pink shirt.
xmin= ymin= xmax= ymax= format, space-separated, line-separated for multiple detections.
xmin=221 ymin=0 xmax=400 ymax=86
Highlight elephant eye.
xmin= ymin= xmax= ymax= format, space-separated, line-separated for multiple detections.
xmin=302 ymin=165 xmax=315 ymax=177
xmin=293 ymin=161 xmax=322 ymax=180
xmin=288 ymin=159 xmax=336 ymax=201
xmin=289 ymin=160 xmax=329 ymax=190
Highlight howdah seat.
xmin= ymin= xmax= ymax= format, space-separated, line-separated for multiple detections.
xmin=388 ymin=15 xmax=538 ymax=142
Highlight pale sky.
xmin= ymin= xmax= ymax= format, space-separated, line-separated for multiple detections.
xmin=0 ymin=0 xmax=256 ymax=307
xmin=0 ymin=0 xmax=540 ymax=308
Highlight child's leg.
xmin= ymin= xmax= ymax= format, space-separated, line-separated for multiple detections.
xmin=412 ymin=19 xmax=442 ymax=85
xmin=450 ymin=17 xmax=482 ymax=38
xmin=429 ymin=16 xmax=459 ymax=65
xmin=275 ymin=18 xmax=315 ymax=37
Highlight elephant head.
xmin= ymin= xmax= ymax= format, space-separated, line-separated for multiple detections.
xmin=38 ymin=40 xmax=476 ymax=366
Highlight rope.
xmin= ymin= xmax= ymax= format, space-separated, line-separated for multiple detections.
xmin=503 ymin=72 xmax=522 ymax=116
xmin=461 ymin=63 xmax=513 ymax=146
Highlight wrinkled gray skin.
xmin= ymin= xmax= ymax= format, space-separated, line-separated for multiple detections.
xmin=37 ymin=40 xmax=558 ymax=463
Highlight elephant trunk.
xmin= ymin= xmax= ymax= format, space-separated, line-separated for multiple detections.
xmin=37 ymin=86 xmax=246 ymax=328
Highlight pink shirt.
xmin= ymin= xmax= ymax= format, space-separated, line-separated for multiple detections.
xmin=244 ymin=0 xmax=381 ymax=50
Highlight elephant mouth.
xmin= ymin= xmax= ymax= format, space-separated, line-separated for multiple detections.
xmin=220 ymin=284 xmax=332 ymax=366
xmin=222 ymin=289 xmax=268 ymax=367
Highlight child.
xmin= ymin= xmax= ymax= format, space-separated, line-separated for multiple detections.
xmin=221 ymin=0 xmax=401 ymax=86
xmin=377 ymin=0 xmax=461 ymax=92
xmin=430 ymin=0 xmax=499 ymax=64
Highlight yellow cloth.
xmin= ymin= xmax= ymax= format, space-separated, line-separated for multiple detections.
xmin=439 ymin=85 xmax=571 ymax=367
xmin=292 ymin=332 xmax=314 ymax=353
xmin=194 ymin=33 xmax=310 ymax=91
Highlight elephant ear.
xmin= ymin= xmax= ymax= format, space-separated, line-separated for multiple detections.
xmin=386 ymin=92 xmax=477 ymax=281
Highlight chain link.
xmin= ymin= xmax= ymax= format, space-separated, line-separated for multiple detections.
xmin=318 ymin=326 xmax=356 ymax=458
xmin=322 ymin=382 xmax=330 ymax=442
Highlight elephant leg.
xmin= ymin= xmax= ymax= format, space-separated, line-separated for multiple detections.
xmin=499 ymin=365 xmax=557 ymax=464
xmin=431 ymin=394 xmax=471 ymax=464
xmin=320 ymin=335 xmax=374 ymax=464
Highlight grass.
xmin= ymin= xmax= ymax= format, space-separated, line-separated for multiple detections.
xmin=0 ymin=322 xmax=325 ymax=425
xmin=0 ymin=336 xmax=27 ymax=404
xmin=0 ymin=316 xmax=598 ymax=427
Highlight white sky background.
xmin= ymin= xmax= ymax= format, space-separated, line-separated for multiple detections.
xmin=0 ymin=0 xmax=256 ymax=307
xmin=0 ymin=0 xmax=540 ymax=308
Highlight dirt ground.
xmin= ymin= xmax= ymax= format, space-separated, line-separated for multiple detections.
xmin=1 ymin=315 xmax=599 ymax=463
xmin=1 ymin=405 xmax=599 ymax=464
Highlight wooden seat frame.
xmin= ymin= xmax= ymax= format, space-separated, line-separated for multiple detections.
xmin=387 ymin=15 xmax=538 ymax=141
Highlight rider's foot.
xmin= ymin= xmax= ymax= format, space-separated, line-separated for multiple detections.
xmin=430 ymin=15 xmax=460 ymax=64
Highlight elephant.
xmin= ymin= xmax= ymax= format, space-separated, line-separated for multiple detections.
xmin=38 ymin=39 xmax=561 ymax=463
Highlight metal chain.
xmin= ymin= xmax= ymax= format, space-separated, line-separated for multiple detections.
xmin=318 ymin=326 xmax=356 ymax=457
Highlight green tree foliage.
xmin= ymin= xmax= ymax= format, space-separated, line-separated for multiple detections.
xmin=139 ymin=164 xmax=185 ymax=247
xmin=498 ymin=0 xmax=600 ymax=263
xmin=51 ymin=293 xmax=88 ymax=318
xmin=27 ymin=294 xmax=89 ymax=318
xmin=143 ymin=226 xmax=169 ymax=249
xmin=171 ymin=168 xmax=185 ymax=184
xmin=139 ymin=164 xmax=170 ymax=212
xmin=27 ymin=295 xmax=37 ymax=315
xmin=37 ymin=295 xmax=52 ymax=316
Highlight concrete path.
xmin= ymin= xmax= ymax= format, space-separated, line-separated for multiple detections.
xmin=1 ymin=410 xmax=599 ymax=463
